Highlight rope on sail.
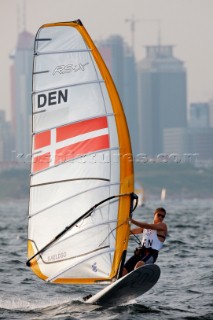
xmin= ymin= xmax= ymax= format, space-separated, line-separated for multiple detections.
xmin=130 ymin=230 xmax=142 ymax=245
xmin=26 ymin=192 xmax=138 ymax=267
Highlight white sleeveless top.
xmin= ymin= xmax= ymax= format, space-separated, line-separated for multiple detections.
xmin=141 ymin=229 xmax=164 ymax=251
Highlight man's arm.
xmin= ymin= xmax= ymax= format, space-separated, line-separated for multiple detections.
xmin=130 ymin=227 xmax=143 ymax=235
xmin=131 ymin=218 xmax=167 ymax=232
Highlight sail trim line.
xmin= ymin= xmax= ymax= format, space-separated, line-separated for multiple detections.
xmin=51 ymin=219 xmax=118 ymax=251
xmin=33 ymin=110 xmax=46 ymax=115
xmin=29 ymin=238 xmax=110 ymax=265
xmin=37 ymin=219 xmax=118 ymax=264
xmin=30 ymin=147 xmax=119 ymax=177
xmin=29 ymin=183 xmax=120 ymax=218
xmin=35 ymin=38 xmax=52 ymax=41
xmin=32 ymin=113 xmax=114 ymax=135
xmin=32 ymin=79 xmax=104 ymax=95
xmin=26 ymin=193 xmax=132 ymax=267
xmin=33 ymin=71 xmax=49 ymax=75
xmin=44 ymin=245 xmax=110 ymax=264
xmin=31 ymin=177 xmax=111 ymax=188
xmin=35 ymin=49 xmax=92 ymax=56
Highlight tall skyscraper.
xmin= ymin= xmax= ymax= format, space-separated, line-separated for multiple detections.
xmin=98 ymin=36 xmax=139 ymax=154
xmin=189 ymin=103 xmax=209 ymax=128
xmin=98 ymin=35 xmax=125 ymax=105
xmin=10 ymin=30 xmax=34 ymax=157
xmin=188 ymin=127 xmax=213 ymax=161
xmin=0 ymin=111 xmax=13 ymax=162
xmin=123 ymin=48 xmax=139 ymax=154
xmin=138 ymin=45 xmax=187 ymax=156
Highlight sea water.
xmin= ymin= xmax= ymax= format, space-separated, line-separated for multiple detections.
xmin=0 ymin=198 xmax=212 ymax=320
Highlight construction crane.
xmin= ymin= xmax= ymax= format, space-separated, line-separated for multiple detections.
xmin=125 ymin=16 xmax=161 ymax=54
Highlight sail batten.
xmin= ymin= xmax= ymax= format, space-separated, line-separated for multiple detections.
xmin=28 ymin=20 xmax=134 ymax=284
xmin=35 ymin=38 xmax=52 ymax=41
xmin=45 ymin=245 xmax=111 ymax=266
xmin=32 ymin=113 xmax=114 ymax=134
xmin=47 ymin=248 xmax=115 ymax=283
xmin=31 ymin=177 xmax=112 ymax=188
xmin=33 ymin=70 xmax=50 ymax=75
xmin=30 ymin=147 xmax=120 ymax=177
xmin=45 ymin=219 xmax=118 ymax=247
xmin=29 ymin=216 xmax=119 ymax=259
xmin=30 ymin=216 xmax=119 ymax=261
xmin=32 ymin=81 xmax=92 ymax=94
xmin=29 ymin=184 xmax=120 ymax=218
xmin=33 ymin=110 xmax=46 ymax=115
xmin=35 ymin=49 xmax=92 ymax=55
xmin=32 ymin=79 xmax=105 ymax=95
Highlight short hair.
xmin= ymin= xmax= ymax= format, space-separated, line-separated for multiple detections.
xmin=154 ymin=207 xmax=166 ymax=216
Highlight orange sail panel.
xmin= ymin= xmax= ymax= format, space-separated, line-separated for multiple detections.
xmin=28 ymin=20 xmax=134 ymax=284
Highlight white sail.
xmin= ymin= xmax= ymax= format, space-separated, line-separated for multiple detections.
xmin=161 ymin=188 xmax=166 ymax=202
xmin=27 ymin=20 xmax=134 ymax=284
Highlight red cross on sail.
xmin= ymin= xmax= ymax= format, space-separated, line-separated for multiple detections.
xmin=32 ymin=116 xmax=109 ymax=173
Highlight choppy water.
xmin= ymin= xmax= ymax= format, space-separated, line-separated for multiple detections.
xmin=0 ymin=198 xmax=212 ymax=320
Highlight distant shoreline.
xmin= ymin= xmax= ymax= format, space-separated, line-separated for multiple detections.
xmin=0 ymin=163 xmax=213 ymax=201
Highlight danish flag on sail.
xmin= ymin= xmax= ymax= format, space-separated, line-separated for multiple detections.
xmin=32 ymin=116 xmax=109 ymax=173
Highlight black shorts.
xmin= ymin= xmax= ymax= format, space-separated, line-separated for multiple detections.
xmin=124 ymin=249 xmax=158 ymax=273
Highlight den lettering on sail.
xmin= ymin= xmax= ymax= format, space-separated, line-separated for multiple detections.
xmin=37 ymin=89 xmax=68 ymax=108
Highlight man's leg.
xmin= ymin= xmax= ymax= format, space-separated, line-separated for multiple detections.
xmin=134 ymin=260 xmax=145 ymax=269
xmin=134 ymin=254 xmax=155 ymax=269
xmin=122 ymin=254 xmax=140 ymax=276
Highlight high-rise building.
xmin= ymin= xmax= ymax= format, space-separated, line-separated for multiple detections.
xmin=10 ymin=30 xmax=34 ymax=157
xmin=188 ymin=127 xmax=213 ymax=161
xmin=98 ymin=36 xmax=139 ymax=154
xmin=163 ymin=127 xmax=189 ymax=157
xmin=98 ymin=36 xmax=125 ymax=103
xmin=0 ymin=110 xmax=13 ymax=162
xmin=138 ymin=45 xmax=187 ymax=156
xmin=189 ymin=103 xmax=209 ymax=128
xmin=164 ymin=126 xmax=213 ymax=162
xmin=123 ymin=48 xmax=139 ymax=154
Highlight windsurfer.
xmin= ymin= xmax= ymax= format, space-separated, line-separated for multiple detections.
xmin=122 ymin=207 xmax=167 ymax=276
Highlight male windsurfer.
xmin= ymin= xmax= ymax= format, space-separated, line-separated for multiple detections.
xmin=122 ymin=207 xmax=167 ymax=276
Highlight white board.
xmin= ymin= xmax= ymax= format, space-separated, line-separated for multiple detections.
xmin=85 ymin=264 xmax=160 ymax=306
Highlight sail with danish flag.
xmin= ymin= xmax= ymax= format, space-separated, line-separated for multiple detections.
xmin=32 ymin=116 xmax=109 ymax=173
xmin=27 ymin=20 xmax=135 ymax=284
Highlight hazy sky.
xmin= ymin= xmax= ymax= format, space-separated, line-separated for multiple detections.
xmin=1 ymin=0 xmax=213 ymax=120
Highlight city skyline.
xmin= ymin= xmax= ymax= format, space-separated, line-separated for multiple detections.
xmin=1 ymin=0 xmax=213 ymax=121
xmin=0 ymin=18 xmax=213 ymax=171
xmin=6 ymin=24 xmax=213 ymax=163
